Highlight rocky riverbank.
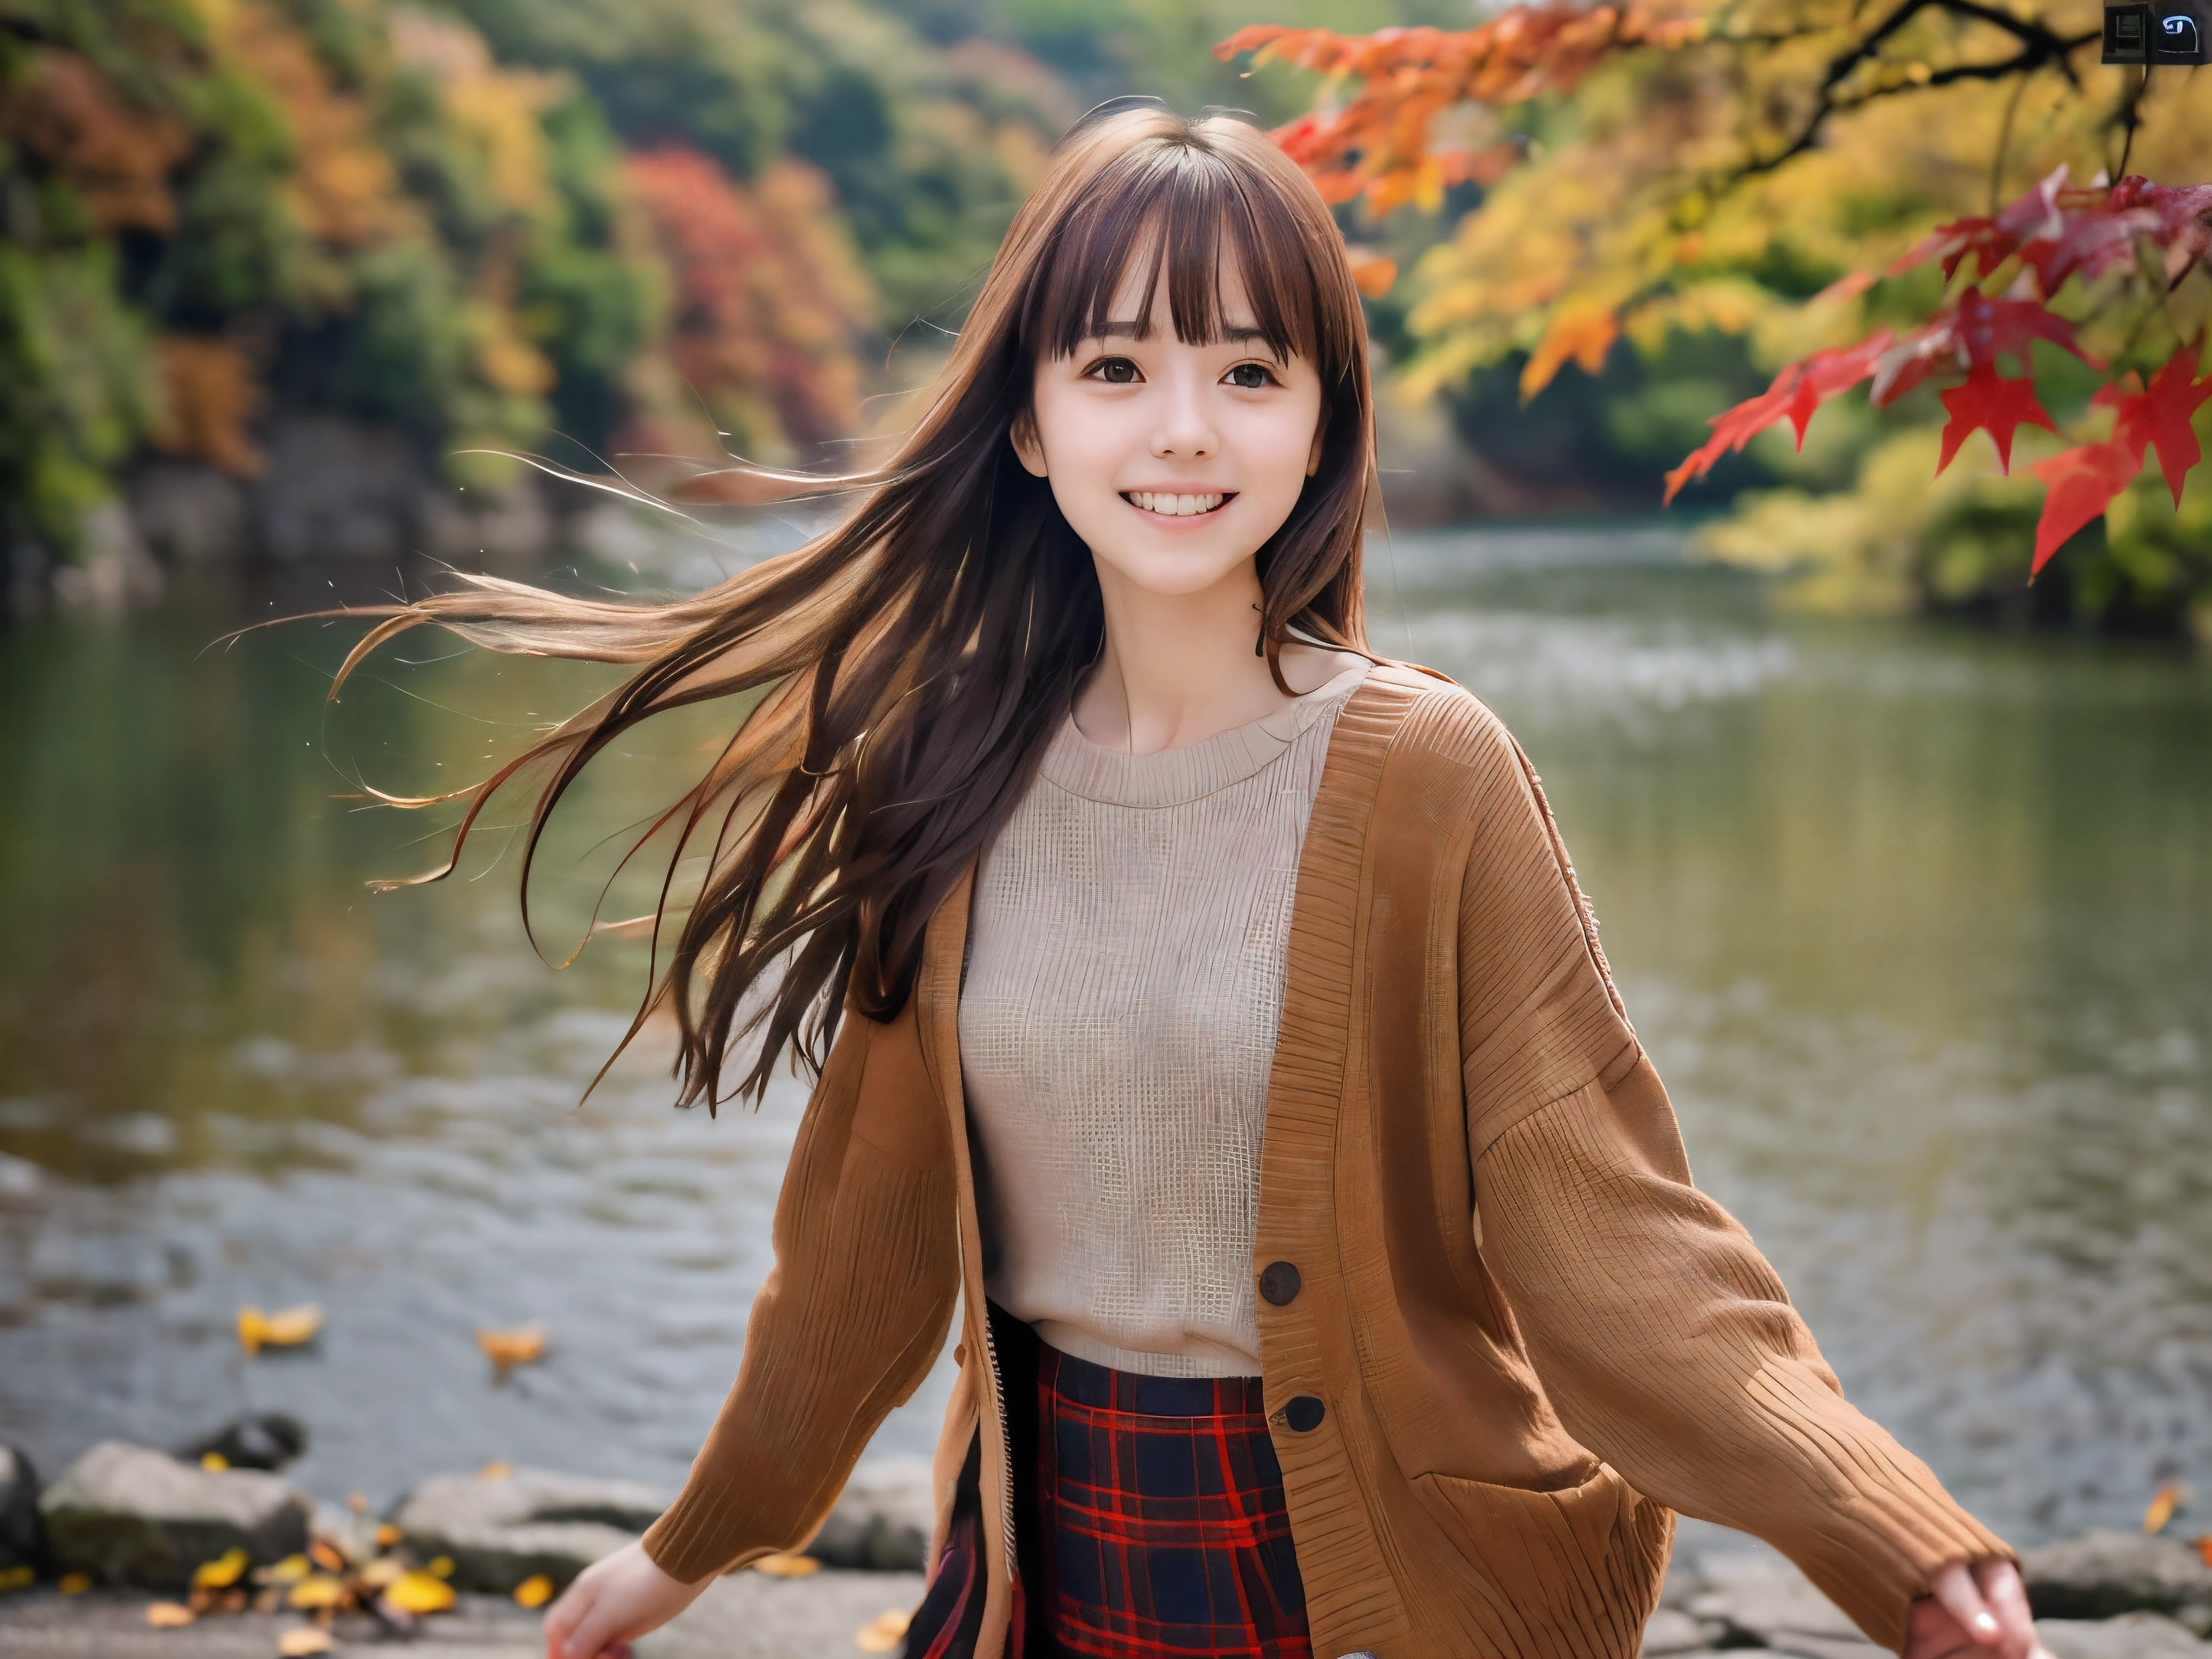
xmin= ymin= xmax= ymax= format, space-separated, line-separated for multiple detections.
xmin=4 ymin=1434 xmax=2211 ymax=1657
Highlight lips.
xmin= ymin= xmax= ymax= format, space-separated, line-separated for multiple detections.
xmin=1122 ymin=490 xmax=1233 ymax=518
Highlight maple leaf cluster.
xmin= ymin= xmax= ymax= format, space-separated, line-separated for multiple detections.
xmin=1664 ymin=169 xmax=2212 ymax=573
xmin=1214 ymin=9 xmax=1703 ymax=214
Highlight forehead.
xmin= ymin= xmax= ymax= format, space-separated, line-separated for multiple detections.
xmin=1096 ymin=248 xmax=1260 ymax=335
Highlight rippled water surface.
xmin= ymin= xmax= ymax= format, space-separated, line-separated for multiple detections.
xmin=4 ymin=526 xmax=2209 ymax=1544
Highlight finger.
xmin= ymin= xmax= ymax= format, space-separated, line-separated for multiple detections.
xmin=1932 ymin=1560 xmax=2004 ymax=1648
xmin=1971 ymin=1559 xmax=2038 ymax=1658
xmin=562 ymin=1597 xmax=625 ymax=1659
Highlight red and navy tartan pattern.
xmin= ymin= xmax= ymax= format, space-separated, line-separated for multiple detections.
xmin=1033 ymin=1341 xmax=1312 ymax=1658
xmin=904 ymin=1315 xmax=1311 ymax=1659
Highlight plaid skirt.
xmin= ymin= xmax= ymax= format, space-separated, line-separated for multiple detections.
xmin=904 ymin=1309 xmax=1312 ymax=1659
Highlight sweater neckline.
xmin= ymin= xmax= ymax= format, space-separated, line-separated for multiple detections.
xmin=1038 ymin=659 xmax=1372 ymax=808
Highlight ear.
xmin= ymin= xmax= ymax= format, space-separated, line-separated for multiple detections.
xmin=1010 ymin=408 xmax=1049 ymax=479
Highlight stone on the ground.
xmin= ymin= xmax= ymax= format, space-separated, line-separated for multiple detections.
xmin=1639 ymin=1605 xmax=1713 ymax=1653
xmin=175 ymin=1413 xmax=307 ymax=1473
xmin=1686 ymin=1551 xmax=1867 ymax=1649
xmin=0 ymin=1445 xmax=41 ymax=1573
xmin=38 ymin=1441 xmax=309 ymax=1588
xmin=2022 ymin=1529 xmax=2212 ymax=1624
xmin=806 ymin=1458 xmax=935 ymax=1572
xmin=392 ymin=1467 xmax=671 ymax=1593
xmin=2036 ymin=1611 xmax=2212 ymax=1658
xmin=637 ymin=1567 xmax=930 ymax=1659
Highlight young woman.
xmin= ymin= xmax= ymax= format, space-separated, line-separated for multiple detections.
xmin=339 ymin=107 xmax=2047 ymax=1659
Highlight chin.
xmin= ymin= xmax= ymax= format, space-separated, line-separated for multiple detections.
xmin=1092 ymin=544 xmax=1254 ymax=598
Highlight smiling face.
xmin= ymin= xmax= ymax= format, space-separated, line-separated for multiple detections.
xmin=1012 ymin=254 xmax=1325 ymax=601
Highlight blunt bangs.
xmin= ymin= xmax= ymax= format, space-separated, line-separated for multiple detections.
xmin=1022 ymin=127 xmax=1342 ymax=376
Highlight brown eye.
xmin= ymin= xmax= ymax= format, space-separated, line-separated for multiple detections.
xmin=1087 ymin=356 xmax=1141 ymax=384
xmin=1224 ymin=362 xmax=1277 ymax=390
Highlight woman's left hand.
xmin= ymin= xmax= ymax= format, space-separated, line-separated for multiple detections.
xmin=1902 ymin=1558 xmax=2051 ymax=1658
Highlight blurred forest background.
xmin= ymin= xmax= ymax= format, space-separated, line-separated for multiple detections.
xmin=1 ymin=0 xmax=2207 ymax=629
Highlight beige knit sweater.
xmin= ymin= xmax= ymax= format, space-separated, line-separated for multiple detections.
xmin=960 ymin=660 xmax=1372 ymax=1377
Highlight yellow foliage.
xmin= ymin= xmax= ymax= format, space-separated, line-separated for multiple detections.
xmin=389 ymin=10 xmax=562 ymax=218
xmin=285 ymin=1574 xmax=348 ymax=1611
xmin=512 ymin=1574 xmax=554 ymax=1608
xmin=255 ymin=1555 xmax=312 ymax=1586
xmin=476 ymin=1321 xmax=548 ymax=1378
xmin=2146 ymin=1482 xmax=2185 ymax=1534
xmin=191 ymin=1549 xmax=250 ymax=1591
xmin=237 ymin=1302 xmax=323 ymax=1354
xmin=381 ymin=1570 xmax=457 ymax=1613
xmin=856 ymin=1607 xmax=913 ymax=1653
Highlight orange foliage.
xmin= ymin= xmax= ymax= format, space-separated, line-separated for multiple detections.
xmin=152 ymin=336 xmax=266 ymax=476
xmin=220 ymin=3 xmax=410 ymax=249
xmin=622 ymin=148 xmax=872 ymax=468
xmin=1216 ymin=10 xmax=1702 ymax=218
xmin=0 ymin=51 xmax=192 ymax=231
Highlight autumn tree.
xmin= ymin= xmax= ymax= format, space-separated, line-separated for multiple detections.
xmin=1223 ymin=1 xmax=2212 ymax=629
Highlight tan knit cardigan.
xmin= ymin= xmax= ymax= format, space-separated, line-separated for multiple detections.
xmin=640 ymin=662 xmax=2012 ymax=1659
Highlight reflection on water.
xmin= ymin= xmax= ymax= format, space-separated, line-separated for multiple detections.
xmin=3 ymin=527 xmax=2209 ymax=1543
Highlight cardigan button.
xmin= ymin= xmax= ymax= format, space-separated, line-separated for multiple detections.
xmin=1258 ymin=1261 xmax=1302 ymax=1305
xmin=1282 ymin=1395 xmax=1326 ymax=1433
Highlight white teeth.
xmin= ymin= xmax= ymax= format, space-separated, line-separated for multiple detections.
xmin=1128 ymin=491 xmax=1225 ymax=515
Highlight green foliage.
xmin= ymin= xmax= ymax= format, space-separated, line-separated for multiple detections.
xmin=0 ymin=239 xmax=153 ymax=552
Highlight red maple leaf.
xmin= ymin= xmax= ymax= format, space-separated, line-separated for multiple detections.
xmin=2096 ymin=349 xmax=2212 ymax=505
xmin=1664 ymin=333 xmax=1890 ymax=503
xmin=2029 ymin=441 xmax=2142 ymax=575
xmin=1937 ymin=364 xmax=2057 ymax=474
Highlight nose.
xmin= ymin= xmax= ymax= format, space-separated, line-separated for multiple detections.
xmin=1150 ymin=368 xmax=1219 ymax=460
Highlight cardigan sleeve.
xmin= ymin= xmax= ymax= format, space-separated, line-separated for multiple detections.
xmin=1454 ymin=722 xmax=2011 ymax=1655
xmin=642 ymin=997 xmax=961 ymax=1583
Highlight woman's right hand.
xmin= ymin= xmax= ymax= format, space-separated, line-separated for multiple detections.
xmin=543 ymin=1539 xmax=710 ymax=1659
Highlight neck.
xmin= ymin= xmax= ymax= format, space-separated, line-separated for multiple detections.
xmin=1074 ymin=558 xmax=1346 ymax=755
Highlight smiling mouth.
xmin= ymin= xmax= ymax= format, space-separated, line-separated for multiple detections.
xmin=1122 ymin=490 xmax=1233 ymax=518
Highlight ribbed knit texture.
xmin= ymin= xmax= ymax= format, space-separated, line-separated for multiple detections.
xmin=961 ymin=660 xmax=1371 ymax=1377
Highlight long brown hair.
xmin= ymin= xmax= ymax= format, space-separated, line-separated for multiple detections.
xmin=332 ymin=105 xmax=1377 ymax=1108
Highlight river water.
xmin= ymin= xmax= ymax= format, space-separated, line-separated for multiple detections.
xmin=2 ymin=523 xmax=2208 ymax=1547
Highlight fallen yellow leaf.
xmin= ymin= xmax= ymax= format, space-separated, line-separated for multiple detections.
xmin=145 ymin=1601 xmax=195 ymax=1628
xmin=480 ymin=1461 xmax=513 ymax=1479
xmin=382 ymin=1570 xmax=457 ymax=1614
xmin=307 ymin=1540 xmax=347 ymax=1574
xmin=2146 ymin=1480 xmax=2185 ymax=1534
xmin=278 ymin=1630 xmax=334 ymax=1657
xmin=427 ymin=1555 xmax=454 ymax=1580
xmin=199 ymin=1452 xmax=229 ymax=1472
xmin=373 ymin=1523 xmax=402 ymax=1551
xmin=476 ymin=1323 xmax=547 ymax=1379
xmin=237 ymin=1303 xmax=324 ymax=1356
xmin=254 ymin=1555 xmax=311 ymax=1586
xmin=358 ymin=1559 xmax=404 ymax=1590
xmin=2199 ymin=1534 xmax=2212 ymax=1569
xmin=751 ymin=1552 xmax=819 ymax=1578
xmin=191 ymin=1549 xmax=249 ymax=1591
xmin=0 ymin=1565 xmax=33 ymax=1594
xmin=58 ymin=1573 xmax=92 ymax=1595
xmin=855 ymin=1606 xmax=912 ymax=1653
xmin=512 ymin=1574 xmax=554 ymax=1608
xmin=286 ymin=1574 xmax=347 ymax=1611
